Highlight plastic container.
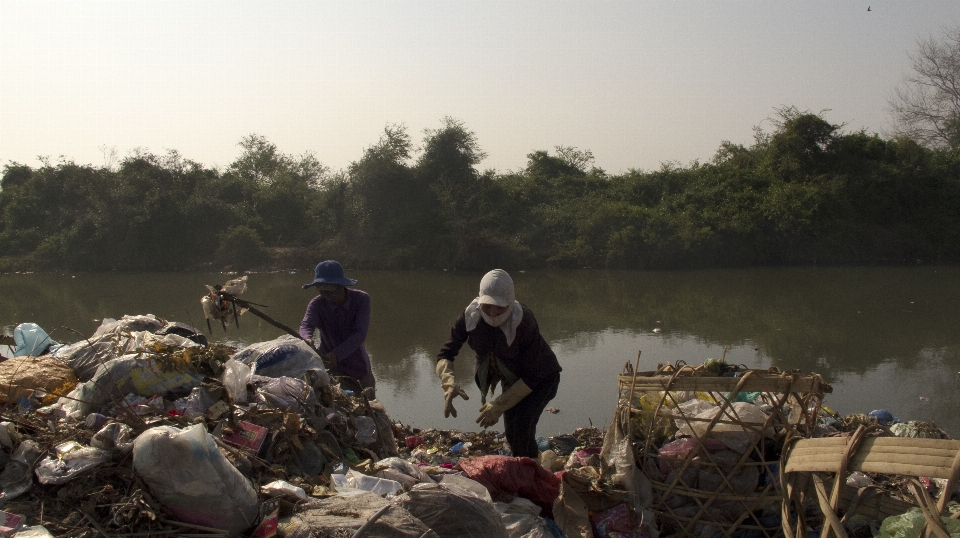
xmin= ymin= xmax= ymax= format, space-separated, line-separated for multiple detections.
xmin=346 ymin=470 xmax=403 ymax=496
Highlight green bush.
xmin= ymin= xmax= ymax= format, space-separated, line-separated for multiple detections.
xmin=214 ymin=226 xmax=269 ymax=270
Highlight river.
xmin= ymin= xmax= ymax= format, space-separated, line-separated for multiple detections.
xmin=1 ymin=267 xmax=958 ymax=438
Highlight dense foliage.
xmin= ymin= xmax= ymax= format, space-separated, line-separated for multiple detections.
xmin=2 ymin=110 xmax=959 ymax=272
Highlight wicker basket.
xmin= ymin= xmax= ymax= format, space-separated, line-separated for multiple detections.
xmin=781 ymin=426 xmax=960 ymax=538
xmin=618 ymin=361 xmax=830 ymax=538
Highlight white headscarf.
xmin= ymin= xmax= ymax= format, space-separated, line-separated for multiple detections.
xmin=464 ymin=269 xmax=523 ymax=346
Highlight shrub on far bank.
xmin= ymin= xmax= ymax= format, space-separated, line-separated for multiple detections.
xmin=214 ymin=226 xmax=270 ymax=271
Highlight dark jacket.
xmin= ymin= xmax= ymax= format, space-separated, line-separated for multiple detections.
xmin=437 ymin=304 xmax=562 ymax=391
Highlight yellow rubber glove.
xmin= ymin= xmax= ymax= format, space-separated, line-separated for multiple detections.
xmin=436 ymin=359 xmax=469 ymax=418
xmin=476 ymin=379 xmax=532 ymax=428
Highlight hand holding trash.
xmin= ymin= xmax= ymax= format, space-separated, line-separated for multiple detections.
xmin=436 ymin=359 xmax=469 ymax=417
xmin=322 ymin=351 xmax=338 ymax=370
xmin=476 ymin=380 xmax=532 ymax=428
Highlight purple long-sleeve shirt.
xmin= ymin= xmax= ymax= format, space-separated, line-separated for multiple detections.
xmin=299 ymin=288 xmax=372 ymax=379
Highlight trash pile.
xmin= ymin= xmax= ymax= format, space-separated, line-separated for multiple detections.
xmin=615 ymin=359 xmax=960 ymax=538
xmin=2 ymin=315 xmax=958 ymax=538
xmin=0 ymin=316 xmax=619 ymax=538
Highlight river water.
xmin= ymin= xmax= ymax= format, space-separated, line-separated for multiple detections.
xmin=1 ymin=267 xmax=958 ymax=437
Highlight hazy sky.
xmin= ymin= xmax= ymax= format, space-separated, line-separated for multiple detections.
xmin=3 ymin=1 xmax=960 ymax=175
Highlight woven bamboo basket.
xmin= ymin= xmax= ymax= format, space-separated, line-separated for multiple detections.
xmin=618 ymin=360 xmax=831 ymax=538
xmin=781 ymin=427 xmax=960 ymax=538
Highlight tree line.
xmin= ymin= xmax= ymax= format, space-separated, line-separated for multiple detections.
xmin=1 ymin=108 xmax=959 ymax=272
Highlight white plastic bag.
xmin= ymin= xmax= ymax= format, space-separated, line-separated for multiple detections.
xmin=231 ymin=335 xmax=325 ymax=378
xmin=221 ymin=359 xmax=251 ymax=403
xmin=495 ymin=497 xmax=552 ymax=538
xmin=261 ymin=480 xmax=309 ymax=501
xmin=91 ymin=315 xmax=164 ymax=337
xmin=676 ymin=401 xmax=773 ymax=453
xmin=132 ymin=424 xmax=259 ymax=535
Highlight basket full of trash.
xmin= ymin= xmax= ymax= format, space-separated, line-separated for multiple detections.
xmin=617 ymin=358 xmax=831 ymax=538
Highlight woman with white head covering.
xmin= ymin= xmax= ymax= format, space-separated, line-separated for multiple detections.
xmin=436 ymin=269 xmax=562 ymax=458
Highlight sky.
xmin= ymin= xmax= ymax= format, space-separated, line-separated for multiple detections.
xmin=3 ymin=1 xmax=960 ymax=176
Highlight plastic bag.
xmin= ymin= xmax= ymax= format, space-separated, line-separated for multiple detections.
xmin=878 ymin=507 xmax=960 ymax=538
xmin=252 ymin=375 xmax=318 ymax=413
xmin=261 ymin=480 xmax=309 ymax=501
xmin=13 ymin=323 xmax=60 ymax=357
xmin=91 ymin=315 xmax=165 ymax=337
xmin=35 ymin=444 xmax=112 ymax=485
xmin=232 ymin=335 xmax=325 ymax=378
xmin=90 ymin=423 xmax=134 ymax=452
xmin=132 ymin=424 xmax=259 ymax=534
xmin=58 ymin=353 xmax=201 ymax=417
xmin=395 ymin=482 xmax=509 ymax=538
xmin=355 ymin=416 xmax=377 ymax=445
xmin=374 ymin=457 xmax=433 ymax=486
xmin=112 ymin=331 xmax=200 ymax=357
xmin=495 ymin=497 xmax=553 ymax=538
xmin=222 ymin=359 xmax=251 ymax=403
xmin=51 ymin=335 xmax=116 ymax=381
xmin=0 ymin=440 xmax=39 ymax=503
xmin=676 ymin=401 xmax=773 ymax=453
xmin=171 ymin=387 xmax=216 ymax=419
xmin=601 ymin=404 xmax=654 ymax=512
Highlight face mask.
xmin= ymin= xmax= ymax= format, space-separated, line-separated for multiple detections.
xmin=481 ymin=307 xmax=512 ymax=328
xmin=319 ymin=287 xmax=341 ymax=301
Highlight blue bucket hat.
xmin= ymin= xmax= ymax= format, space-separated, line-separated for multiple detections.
xmin=302 ymin=260 xmax=357 ymax=289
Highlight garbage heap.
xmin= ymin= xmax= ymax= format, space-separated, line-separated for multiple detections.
xmin=0 ymin=315 xmax=617 ymax=538
xmin=617 ymin=360 xmax=832 ymax=538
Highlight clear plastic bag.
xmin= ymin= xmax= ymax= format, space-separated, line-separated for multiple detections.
xmin=132 ymin=424 xmax=259 ymax=535
xmin=35 ymin=445 xmax=111 ymax=485
xmin=252 ymin=375 xmax=317 ymax=412
xmin=395 ymin=482 xmax=509 ymax=538
xmin=0 ymin=440 xmax=39 ymax=503
xmin=90 ymin=423 xmax=134 ymax=452
xmin=222 ymin=358 xmax=251 ymax=403
xmin=355 ymin=416 xmax=377 ymax=445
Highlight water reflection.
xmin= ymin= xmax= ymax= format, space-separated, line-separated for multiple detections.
xmin=1 ymin=267 xmax=958 ymax=436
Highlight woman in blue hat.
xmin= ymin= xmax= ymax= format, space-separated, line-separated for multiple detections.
xmin=299 ymin=260 xmax=375 ymax=396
